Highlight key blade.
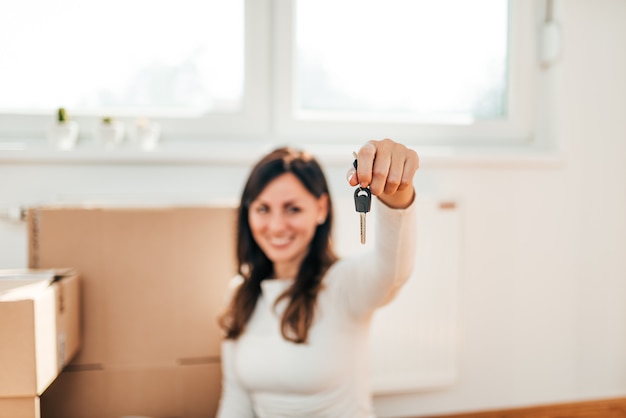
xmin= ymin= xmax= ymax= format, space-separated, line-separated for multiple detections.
xmin=360 ymin=213 xmax=366 ymax=244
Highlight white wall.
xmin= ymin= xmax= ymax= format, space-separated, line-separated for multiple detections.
xmin=1 ymin=1 xmax=625 ymax=417
xmin=375 ymin=1 xmax=626 ymax=416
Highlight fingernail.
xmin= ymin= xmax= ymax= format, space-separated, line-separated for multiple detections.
xmin=346 ymin=168 xmax=356 ymax=183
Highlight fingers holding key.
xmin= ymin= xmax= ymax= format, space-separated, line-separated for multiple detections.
xmin=349 ymin=139 xmax=419 ymax=209
xmin=348 ymin=142 xmax=375 ymax=187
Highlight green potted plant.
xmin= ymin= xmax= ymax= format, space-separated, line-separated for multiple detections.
xmin=47 ymin=107 xmax=79 ymax=149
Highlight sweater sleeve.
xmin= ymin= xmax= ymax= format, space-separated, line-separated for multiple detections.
xmin=335 ymin=196 xmax=418 ymax=319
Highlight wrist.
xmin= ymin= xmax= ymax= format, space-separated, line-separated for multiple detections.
xmin=377 ymin=187 xmax=416 ymax=209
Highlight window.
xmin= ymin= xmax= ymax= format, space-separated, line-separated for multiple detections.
xmin=295 ymin=0 xmax=508 ymax=122
xmin=275 ymin=0 xmax=537 ymax=146
xmin=0 ymin=0 xmax=244 ymax=115
xmin=0 ymin=0 xmax=538 ymax=148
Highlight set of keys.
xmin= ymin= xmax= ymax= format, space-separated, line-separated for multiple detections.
xmin=352 ymin=154 xmax=372 ymax=245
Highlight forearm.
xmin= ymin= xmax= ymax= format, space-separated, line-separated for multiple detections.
xmin=339 ymin=197 xmax=418 ymax=317
xmin=372 ymin=196 xmax=417 ymax=287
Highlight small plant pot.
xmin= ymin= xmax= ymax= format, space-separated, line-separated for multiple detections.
xmin=129 ymin=119 xmax=161 ymax=150
xmin=95 ymin=120 xmax=125 ymax=147
xmin=47 ymin=121 xmax=79 ymax=150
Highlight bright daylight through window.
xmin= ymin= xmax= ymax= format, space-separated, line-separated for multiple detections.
xmin=0 ymin=0 xmax=521 ymax=145
xmin=0 ymin=0 xmax=244 ymax=116
xmin=295 ymin=0 xmax=509 ymax=124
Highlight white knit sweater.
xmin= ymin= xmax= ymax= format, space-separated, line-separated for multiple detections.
xmin=217 ymin=199 xmax=417 ymax=418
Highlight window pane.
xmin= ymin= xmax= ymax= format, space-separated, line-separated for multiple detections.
xmin=0 ymin=0 xmax=244 ymax=116
xmin=295 ymin=0 xmax=509 ymax=122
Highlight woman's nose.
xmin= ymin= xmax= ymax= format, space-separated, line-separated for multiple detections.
xmin=267 ymin=213 xmax=287 ymax=231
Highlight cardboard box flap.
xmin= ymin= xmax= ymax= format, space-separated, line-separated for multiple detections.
xmin=0 ymin=268 xmax=76 ymax=280
xmin=0 ymin=269 xmax=55 ymax=279
xmin=0 ymin=269 xmax=76 ymax=301
xmin=0 ymin=279 xmax=53 ymax=301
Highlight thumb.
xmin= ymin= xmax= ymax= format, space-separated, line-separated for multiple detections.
xmin=346 ymin=167 xmax=358 ymax=186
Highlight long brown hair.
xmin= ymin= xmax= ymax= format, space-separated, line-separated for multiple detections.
xmin=218 ymin=147 xmax=338 ymax=344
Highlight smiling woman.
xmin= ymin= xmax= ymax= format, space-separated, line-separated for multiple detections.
xmin=216 ymin=139 xmax=419 ymax=417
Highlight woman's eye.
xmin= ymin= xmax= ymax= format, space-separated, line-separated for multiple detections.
xmin=253 ymin=205 xmax=269 ymax=214
xmin=286 ymin=206 xmax=301 ymax=214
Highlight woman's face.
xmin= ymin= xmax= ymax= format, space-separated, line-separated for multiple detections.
xmin=248 ymin=172 xmax=328 ymax=279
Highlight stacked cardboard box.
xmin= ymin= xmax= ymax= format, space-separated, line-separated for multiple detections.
xmin=0 ymin=269 xmax=81 ymax=418
xmin=27 ymin=206 xmax=237 ymax=418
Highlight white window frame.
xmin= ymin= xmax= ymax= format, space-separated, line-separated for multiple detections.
xmin=0 ymin=0 xmax=548 ymax=153
xmin=272 ymin=0 xmax=539 ymax=148
xmin=0 ymin=0 xmax=271 ymax=142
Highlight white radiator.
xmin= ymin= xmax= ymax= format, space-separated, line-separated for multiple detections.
xmin=334 ymin=196 xmax=461 ymax=394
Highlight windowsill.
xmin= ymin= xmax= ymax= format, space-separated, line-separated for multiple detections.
xmin=0 ymin=138 xmax=564 ymax=169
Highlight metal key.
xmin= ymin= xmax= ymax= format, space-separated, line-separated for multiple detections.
xmin=354 ymin=186 xmax=371 ymax=244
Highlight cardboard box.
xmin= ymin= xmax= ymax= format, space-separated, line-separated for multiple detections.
xmin=28 ymin=206 xmax=237 ymax=368
xmin=40 ymin=363 xmax=221 ymax=418
xmin=0 ymin=270 xmax=80 ymax=398
xmin=27 ymin=206 xmax=236 ymax=417
xmin=0 ymin=397 xmax=40 ymax=418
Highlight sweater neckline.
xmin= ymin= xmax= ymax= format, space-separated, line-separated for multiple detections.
xmin=260 ymin=278 xmax=292 ymax=303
